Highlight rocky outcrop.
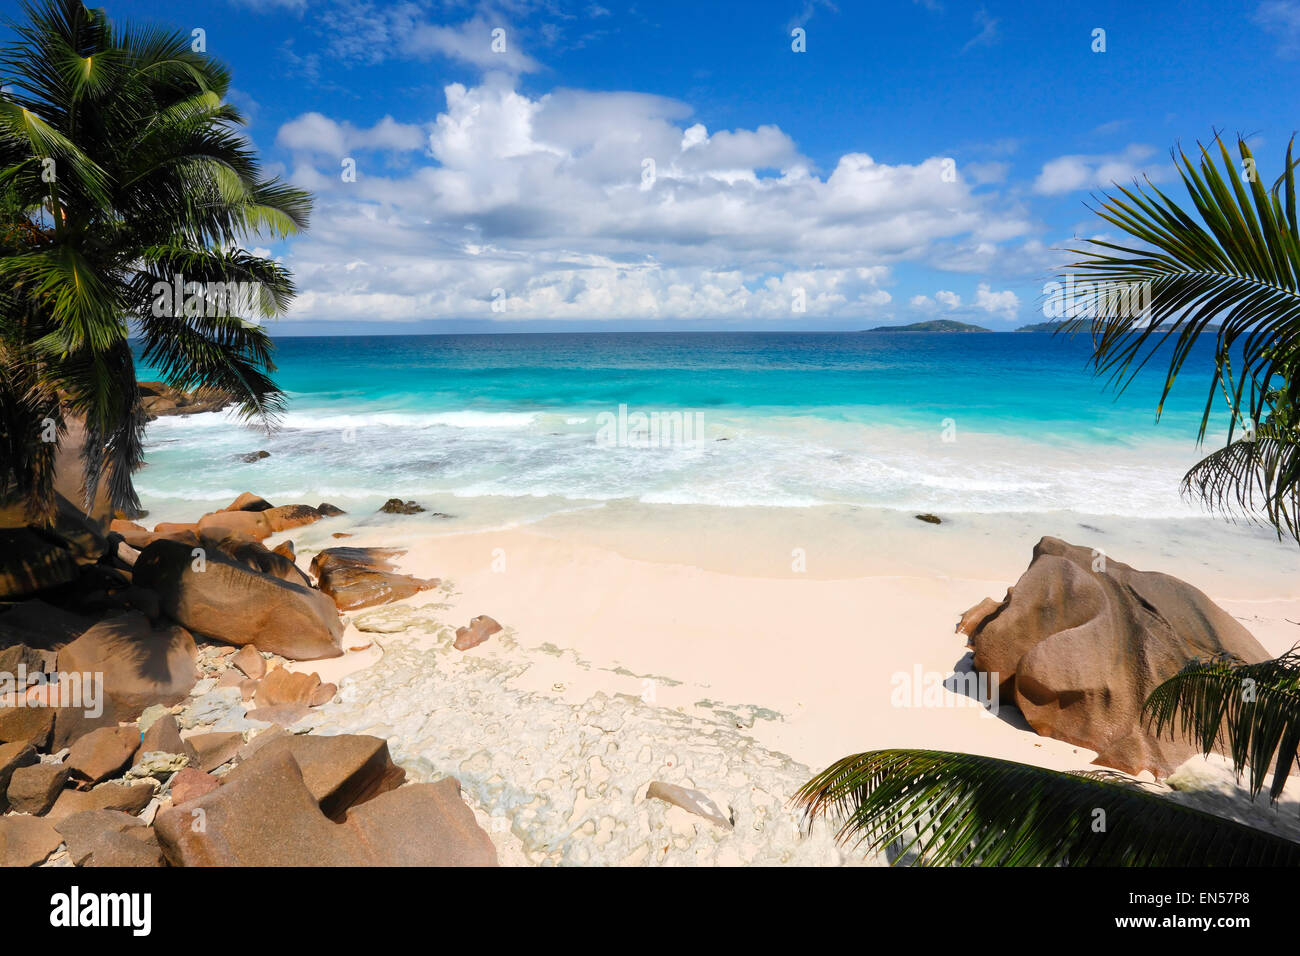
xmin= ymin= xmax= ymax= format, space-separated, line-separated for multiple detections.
xmin=196 ymin=509 xmax=272 ymax=542
xmin=309 ymin=547 xmax=438 ymax=611
xmin=153 ymin=748 xmax=497 ymax=866
xmin=379 ymin=498 xmax=424 ymax=515
xmin=138 ymin=381 xmax=236 ymax=419
xmin=0 ymin=528 xmax=80 ymax=599
xmin=56 ymin=611 xmax=199 ymax=719
xmin=55 ymin=808 xmax=165 ymax=866
xmin=961 ymin=536 xmax=1271 ymax=777
xmin=222 ymin=492 xmax=274 ymax=513
xmin=133 ymin=538 xmax=344 ymax=660
xmin=209 ymin=535 xmax=311 ymax=587
xmin=264 ymin=504 xmax=323 ymax=533
xmin=221 ymin=733 xmax=405 ymax=821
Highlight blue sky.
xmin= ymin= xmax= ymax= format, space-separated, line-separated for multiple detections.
xmin=9 ymin=0 xmax=1300 ymax=333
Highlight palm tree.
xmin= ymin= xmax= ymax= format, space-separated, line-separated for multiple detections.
xmin=0 ymin=0 xmax=311 ymax=521
xmin=796 ymin=135 xmax=1300 ymax=865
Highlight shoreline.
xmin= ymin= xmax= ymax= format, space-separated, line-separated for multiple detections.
xmin=234 ymin=495 xmax=1300 ymax=863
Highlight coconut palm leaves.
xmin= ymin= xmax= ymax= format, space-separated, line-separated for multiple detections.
xmin=1143 ymin=648 xmax=1300 ymax=804
xmin=795 ymin=749 xmax=1300 ymax=866
xmin=1063 ymin=135 xmax=1300 ymax=541
xmin=0 ymin=0 xmax=312 ymax=518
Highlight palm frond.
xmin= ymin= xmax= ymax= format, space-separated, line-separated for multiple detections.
xmin=796 ymin=749 xmax=1300 ymax=866
xmin=1142 ymin=649 xmax=1300 ymax=803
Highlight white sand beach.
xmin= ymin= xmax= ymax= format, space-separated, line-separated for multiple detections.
xmin=255 ymin=500 xmax=1300 ymax=865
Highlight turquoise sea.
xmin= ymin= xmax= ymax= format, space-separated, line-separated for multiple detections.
xmin=134 ymin=330 xmax=1244 ymax=523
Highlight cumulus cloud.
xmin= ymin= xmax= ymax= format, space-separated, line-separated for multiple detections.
xmin=973 ymin=282 xmax=1020 ymax=318
xmin=273 ymin=79 xmax=1037 ymax=322
xmin=276 ymin=113 xmax=426 ymax=156
xmin=1033 ymin=144 xmax=1165 ymax=195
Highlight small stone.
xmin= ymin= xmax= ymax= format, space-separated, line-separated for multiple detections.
xmin=645 ymin=781 xmax=733 ymax=829
xmin=232 ymin=645 xmax=266 ymax=680
xmin=454 ymin=615 xmax=502 ymax=651
xmin=309 ymin=683 xmax=337 ymax=707
xmin=124 ymin=751 xmax=190 ymax=780
xmin=187 ymin=731 xmax=244 ymax=772
xmin=137 ymin=704 xmax=171 ymax=734
xmin=915 ymin=513 xmax=942 ymax=524
xmin=255 ymin=668 xmax=321 ymax=708
xmin=379 ymin=498 xmax=425 ymax=515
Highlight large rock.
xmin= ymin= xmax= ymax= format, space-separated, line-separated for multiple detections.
xmin=0 ymin=418 xmax=114 ymax=594
xmin=964 ymin=537 xmax=1271 ymax=777
xmin=0 ymin=705 xmax=54 ymax=751
xmin=0 ymin=740 xmax=38 ymax=811
xmin=222 ymin=492 xmax=274 ymax=513
xmin=56 ymin=611 xmax=198 ymax=719
xmin=222 ymin=733 xmax=405 ymax=820
xmin=55 ymin=809 xmax=165 ymax=867
xmin=196 ymin=510 xmax=271 ymax=542
xmin=67 ymin=725 xmax=140 ymax=786
xmin=207 ymin=535 xmax=311 ymax=587
xmin=154 ymin=748 xmax=495 ymax=866
xmin=45 ymin=781 xmax=155 ymax=825
xmin=136 ymin=714 xmax=199 ymax=770
xmin=7 ymin=762 xmax=69 ymax=815
xmin=138 ymin=381 xmax=236 ymax=419
xmin=133 ymin=538 xmax=344 ymax=660
xmin=263 ymin=504 xmax=323 ymax=533
xmin=0 ymin=815 xmax=63 ymax=866
xmin=0 ymin=528 xmax=80 ymax=599
xmin=309 ymin=547 xmax=437 ymax=611
xmin=0 ymin=599 xmax=93 ymax=650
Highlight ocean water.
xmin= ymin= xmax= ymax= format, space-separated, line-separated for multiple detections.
xmin=134 ymin=330 xmax=1248 ymax=523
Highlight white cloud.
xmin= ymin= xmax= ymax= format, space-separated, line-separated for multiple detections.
xmin=276 ymin=113 xmax=426 ymax=156
xmin=273 ymin=79 xmax=1037 ymax=322
xmin=1255 ymin=1 xmax=1300 ymax=56
xmin=962 ymin=8 xmax=999 ymax=52
xmin=935 ymin=290 xmax=962 ymax=309
xmin=974 ymin=283 xmax=1020 ymax=318
xmin=1033 ymin=144 xmax=1165 ymax=195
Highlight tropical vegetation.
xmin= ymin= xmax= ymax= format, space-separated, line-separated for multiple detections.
xmin=0 ymin=0 xmax=311 ymax=521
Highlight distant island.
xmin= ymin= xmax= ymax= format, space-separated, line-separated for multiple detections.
xmin=1016 ymin=319 xmax=1223 ymax=333
xmin=1016 ymin=320 xmax=1081 ymax=332
xmin=863 ymin=320 xmax=992 ymax=333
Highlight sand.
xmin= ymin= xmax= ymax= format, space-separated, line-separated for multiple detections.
xmin=252 ymin=500 xmax=1300 ymax=864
